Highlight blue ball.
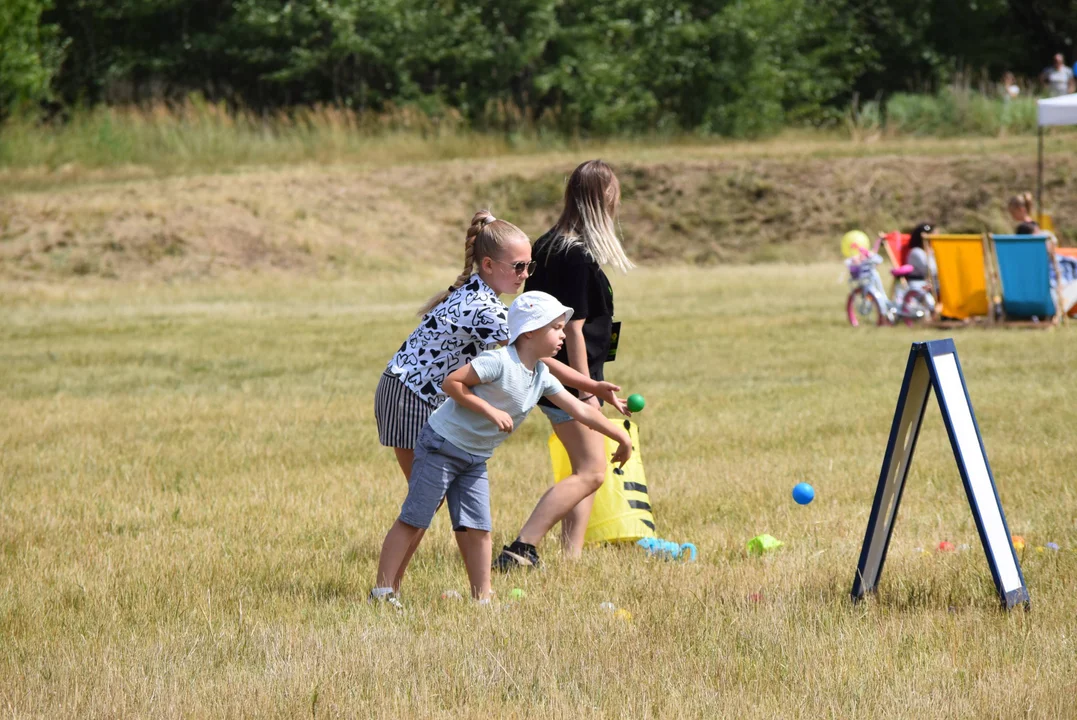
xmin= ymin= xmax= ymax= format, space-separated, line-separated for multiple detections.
xmin=792 ymin=482 xmax=815 ymax=505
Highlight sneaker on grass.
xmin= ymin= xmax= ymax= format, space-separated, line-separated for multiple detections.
xmin=492 ymin=541 xmax=541 ymax=572
xmin=368 ymin=588 xmax=404 ymax=611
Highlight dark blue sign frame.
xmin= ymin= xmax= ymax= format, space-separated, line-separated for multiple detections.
xmin=851 ymin=340 xmax=1030 ymax=610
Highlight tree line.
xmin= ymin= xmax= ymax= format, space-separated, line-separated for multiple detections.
xmin=2 ymin=0 xmax=1075 ymax=135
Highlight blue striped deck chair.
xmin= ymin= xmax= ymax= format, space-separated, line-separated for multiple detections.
xmin=989 ymin=233 xmax=1068 ymax=326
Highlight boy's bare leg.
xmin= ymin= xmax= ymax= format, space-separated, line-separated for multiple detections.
xmin=376 ymin=520 xmax=425 ymax=592
xmin=455 ymin=529 xmax=493 ymax=600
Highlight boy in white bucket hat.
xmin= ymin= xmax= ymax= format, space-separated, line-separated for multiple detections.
xmin=371 ymin=291 xmax=633 ymax=607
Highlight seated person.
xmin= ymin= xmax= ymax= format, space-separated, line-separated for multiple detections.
xmin=1008 ymin=193 xmax=1040 ymax=235
xmin=905 ymin=222 xmax=934 ymax=281
xmin=892 ymin=222 xmax=936 ymax=310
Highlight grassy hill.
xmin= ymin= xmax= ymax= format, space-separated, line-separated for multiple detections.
xmin=2 ymin=134 xmax=1075 ymax=282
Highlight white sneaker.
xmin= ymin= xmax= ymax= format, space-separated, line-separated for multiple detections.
xmin=368 ymin=589 xmax=404 ymax=611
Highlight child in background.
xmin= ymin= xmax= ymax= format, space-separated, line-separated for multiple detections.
xmin=371 ymin=292 xmax=633 ymax=607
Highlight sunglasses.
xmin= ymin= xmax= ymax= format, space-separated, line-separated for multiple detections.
xmin=496 ymin=259 xmax=537 ymax=275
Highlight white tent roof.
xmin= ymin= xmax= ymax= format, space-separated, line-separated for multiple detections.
xmin=1038 ymin=93 xmax=1077 ymax=127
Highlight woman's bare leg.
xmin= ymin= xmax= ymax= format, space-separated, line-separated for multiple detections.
xmin=516 ymin=419 xmax=606 ymax=558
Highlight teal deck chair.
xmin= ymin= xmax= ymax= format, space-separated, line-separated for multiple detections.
xmin=990 ymin=234 xmax=1063 ymax=325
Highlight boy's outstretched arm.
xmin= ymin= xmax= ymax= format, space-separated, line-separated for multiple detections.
xmin=547 ymin=390 xmax=632 ymax=466
xmin=443 ymin=364 xmax=514 ymax=432
xmin=543 ymin=357 xmax=629 ymax=416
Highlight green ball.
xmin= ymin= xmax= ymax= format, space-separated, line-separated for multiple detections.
xmin=509 ymin=588 xmax=526 ymax=600
xmin=627 ymin=394 xmax=646 ymax=413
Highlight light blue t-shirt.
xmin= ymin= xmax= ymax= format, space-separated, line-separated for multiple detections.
xmin=428 ymin=346 xmax=565 ymax=457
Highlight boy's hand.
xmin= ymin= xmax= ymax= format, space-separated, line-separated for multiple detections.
xmin=486 ymin=408 xmax=514 ymax=433
xmin=594 ymin=381 xmax=629 ymax=416
xmin=610 ymin=436 xmax=633 ymax=467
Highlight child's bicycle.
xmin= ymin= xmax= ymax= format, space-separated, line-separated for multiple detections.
xmin=846 ymin=239 xmax=935 ymax=328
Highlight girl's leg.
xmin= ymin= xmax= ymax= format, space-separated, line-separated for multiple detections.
xmin=376 ymin=520 xmax=425 ymax=591
xmin=516 ymin=419 xmax=606 ymax=557
xmin=391 ymin=446 xmax=422 ymax=589
xmin=455 ymin=529 xmax=493 ymax=600
xmin=393 ymin=448 xmax=415 ymax=480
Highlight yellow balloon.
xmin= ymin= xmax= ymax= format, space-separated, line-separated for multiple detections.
xmin=841 ymin=230 xmax=871 ymax=259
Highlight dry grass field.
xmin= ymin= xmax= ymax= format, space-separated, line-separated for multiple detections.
xmin=3 ymin=257 xmax=1077 ymax=717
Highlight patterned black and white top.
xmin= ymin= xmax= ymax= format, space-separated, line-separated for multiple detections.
xmin=386 ymin=274 xmax=510 ymax=406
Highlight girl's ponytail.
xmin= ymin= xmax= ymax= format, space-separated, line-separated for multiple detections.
xmin=416 ymin=211 xmax=499 ymax=316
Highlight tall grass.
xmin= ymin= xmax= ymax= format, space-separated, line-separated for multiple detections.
xmin=2 ymin=266 xmax=1077 ymax=717
xmin=846 ymin=85 xmax=1042 ymax=138
xmin=0 ymin=89 xmax=1055 ymax=177
xmin=0 ymin=97 xmax=576 ymax=173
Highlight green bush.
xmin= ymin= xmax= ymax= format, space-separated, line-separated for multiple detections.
xmin=885 ymin=89 xmax=1038 ymax=137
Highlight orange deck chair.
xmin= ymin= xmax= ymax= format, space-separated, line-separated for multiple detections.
xmin=929 ymin=233 xmax=995 ymax=323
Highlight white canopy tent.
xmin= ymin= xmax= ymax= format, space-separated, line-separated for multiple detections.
xmin=1036 ymin=93 xmax=1077 ymax=215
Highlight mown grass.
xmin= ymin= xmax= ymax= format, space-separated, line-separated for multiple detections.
xmin=2 ymin=265 xmax=1076 ymax=718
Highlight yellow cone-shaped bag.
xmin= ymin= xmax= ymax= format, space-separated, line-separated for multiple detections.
xmin=549 ymin=418 xmax=656 ymax=544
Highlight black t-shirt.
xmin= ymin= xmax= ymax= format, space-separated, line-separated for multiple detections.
xmin=526 ymin=231 xmax=614 ymax=405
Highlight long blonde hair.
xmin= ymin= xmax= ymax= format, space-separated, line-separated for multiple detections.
xmin=417 ymin=210 xmax=528 ymax=316
xmin=1008 ymin=192 xmax=1034 ymax=217
xmin=546 ymin=159 xmax=634 ymax=274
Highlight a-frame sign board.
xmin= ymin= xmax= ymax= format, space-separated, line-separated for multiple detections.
xmin=851 ymin=339 xmax=1030 ymax=610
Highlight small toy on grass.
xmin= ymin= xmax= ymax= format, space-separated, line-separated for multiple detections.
xmin=747 ymin=534 xmax=784 ymax=555
xmin=637 ymin=537 xmax=697 ymax=561
xmin=1047 ymin=542 xmax=1060 ymax=551
xmin=937 ymin=541 xmax=955 ymax=552
xmin=792 ymin=482 xmax=815 ymax=505
xmin=509 ymin=588 xmax=527 ymax=601
xmin=1012 ymin=535 xmax=1025 ymax=551
xmin=441 ymin=589 xmax=463 ymax=600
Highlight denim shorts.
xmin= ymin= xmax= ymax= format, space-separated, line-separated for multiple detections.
xmin=398 ymin=425 xmax=492 ymax=532
xmin=539 ymin=403 xmax=574 ymax=425
xmin=540 ymin=396 xmax=603 ymax=425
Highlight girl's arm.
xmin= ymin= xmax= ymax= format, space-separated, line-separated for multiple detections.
xmin=442 ymin=364 xmax=514 ymax=432
xmin=543 ymin=357 xmax=629 ymax=415
xmin=547 ymin=391 xmax=632 ymax=466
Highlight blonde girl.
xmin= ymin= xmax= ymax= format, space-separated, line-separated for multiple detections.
xmin=375 ymin=210 xmax=626 ymax=586
xmin=494 ymin=159 xmax=634 ymax=570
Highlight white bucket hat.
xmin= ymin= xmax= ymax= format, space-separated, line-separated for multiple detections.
xmin=507 ymin=291 xmax=574 ymax=345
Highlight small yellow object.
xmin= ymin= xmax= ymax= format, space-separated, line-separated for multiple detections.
xmin=1036 ymin=546 xmax=1045 ymax=553
xmin=614 ymin=608 xmax=633 ymax=621
xmin=1012 ymin=535 xmax=1025 ymax=551
xmin=841 ymin=230 xmax=871 ymax=259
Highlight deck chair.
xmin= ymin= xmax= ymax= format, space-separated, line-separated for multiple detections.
xmin=879 ymin=231 xmax=913 ymax=294
xmin=880 ymin=231 xmax=912 ymax=268
xmin=990 ymin=234 xmax=1071 ymax=326
xmin=928 ymin=234 xmax=994 ymax=323
xmin=1058 ymin=247 xmax=1077 ymax=318
xmin=990 ymin=234 xmax=1068 ymax=325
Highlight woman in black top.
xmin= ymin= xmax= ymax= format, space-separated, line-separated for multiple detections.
xmin=494 ymin=159 xmax=634 ymax=570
